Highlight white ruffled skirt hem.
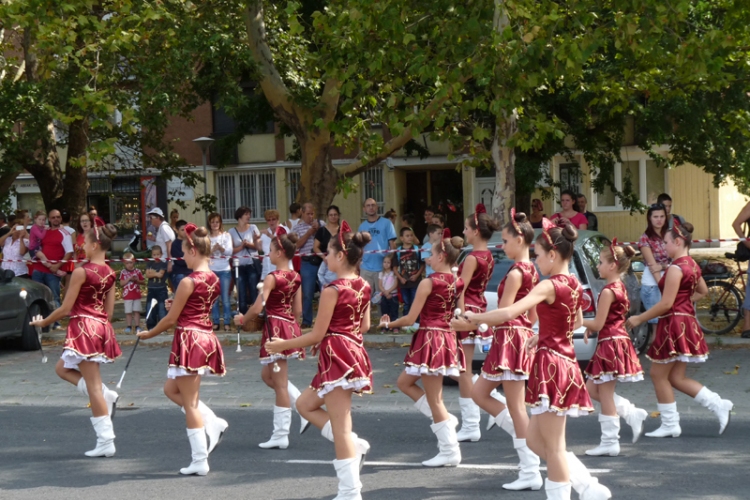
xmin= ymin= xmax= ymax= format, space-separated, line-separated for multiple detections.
xmin=481 ymin=371 xmax=528 ymax=382
xmin=650 ymin=354 xmax=708 ymax=364
xmin=260 ymin=352 xmax=302 ymax=365
xmin=167 ymin=367 xmax=218 ymax=379
xmin=589 ymin=373 xmax=644 ymax=384
xmin=405 ymin=365 xmax=461 ymax=377
xmin=61 ymin=349 xmax=112 ymax=369
xmin=529 ymin=396 xmax=591 ymax=418
xmin=315 ymin=378 xmax=371 ymax=399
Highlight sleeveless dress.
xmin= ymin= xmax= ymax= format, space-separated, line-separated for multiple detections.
xmin=259 ymin=269 xmax=305 ymax=365
xmin=647 ymin=256 xmax=708 ymax=363
xmin=310 ymin=277 xmax=373 ymax=397
xmin=61 ymin=263 xmax=121 ymax=369
xmin=585 ymin=281 xmax=644 ymax=383
xmin=526 ymin=274 xmax=593 ymax=416
xmin=167 ymin=271 xmax=226 ymax=378
xmin=482 ymin=261 xmax=539 ymax=381
xmin=458 ymin=250 xmax=494 ymax=345
xmin=403 ymin=272 xmax=465 ymax=376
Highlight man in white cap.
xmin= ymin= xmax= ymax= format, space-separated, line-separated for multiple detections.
xmin=147 ymin=207 xmax=176 ymax=274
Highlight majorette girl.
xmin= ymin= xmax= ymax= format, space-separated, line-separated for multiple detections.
xmin=31 ymin=221 xmax=121 ymax=458
xmin=626 ymin=220 xmax=733 ymax=437
xmin=452 ymin=203 xmax=498 ymax=443
xmin=266 ymin=221 xmax=372 ymax=500
xmin=234 ymin=226 xmax=309 ymax=449
xmin=465 ymin=218 xmax=611 ymax=500
xmin=454 ymin=209 xmax=543 ymax=491
xmin=137 ymin=224 xmax=228 ymax=476
xmin=581 ymin=239 xmax=647 ymax=456
xmin=379 ymin=236 xmax=466 ymax=467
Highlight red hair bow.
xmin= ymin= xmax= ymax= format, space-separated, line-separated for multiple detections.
xmin=673 ymin=217 xmax=687 ymax=241
xmin=541 ymin=217 xmax=557 ymax=248
xmin=510 ymin=208 xmax=522 ymax=235
xmin=275 ymin=225 xmax=288 ymax=249
xmin=474 ymin=203 xmax=486 ymax=227
xmin=339 ymin=220 xmax=352 ymax=251
xmin=184 ymin=223 xmax=198 ymax=247
xmin=610 ymin=237 xmax=619 ymax=263
xmin=93 ymin=216 xmax=105 ymax=241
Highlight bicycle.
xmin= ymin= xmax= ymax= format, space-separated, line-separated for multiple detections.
xmin=694 ymin=252 xmax=746 ymax=335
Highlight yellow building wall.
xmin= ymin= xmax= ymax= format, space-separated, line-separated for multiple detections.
xmin=237 ymin=134 xmax=276 ymax=163
xmin=167 ymin=171 xmax=216 ymax=227
xmin=718 ymin=178 xmax=750 ymax=238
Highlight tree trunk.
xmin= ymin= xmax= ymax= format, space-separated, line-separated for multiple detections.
xmin=297 ymin=135 xmax=339 ymax=218
xmin=490 ymin=115 xmax=518 ymax=226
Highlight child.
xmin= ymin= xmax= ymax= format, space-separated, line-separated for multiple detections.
xmin=432 ymin=213 xmax=451 ymax=238
xmin=120 ymin=253 xmax=144 ymax=333
xmin=378 ymin=254 xmax=399 ymax=332
xmin=421 ymin=224 xmax=443 ymax=278
xmin=146 ymin=245 xmax=169 ymax=329
xmin=396 ymin=227 xmax=424 ymax=329
xmin=400 ymin=213 xmax=416 ymax=232
xmin=28 ymin=210 xmax=47 ymax=258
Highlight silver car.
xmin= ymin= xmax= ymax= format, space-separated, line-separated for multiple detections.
xmin=462 ymin=230 xmax=646 ymax=371
xmin=0 ymin=270 xmax=56 ymax=350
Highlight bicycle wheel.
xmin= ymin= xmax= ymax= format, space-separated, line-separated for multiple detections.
xmin=695 ymin=280 xmax=742 ymax=335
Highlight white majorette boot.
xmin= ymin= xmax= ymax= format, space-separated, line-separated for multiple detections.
xmin=288 ymin=381 xmax=310 ymax=434
xmin=694 ymin=386 xmax=734 ymax=435
xmin=486 ymin=388 xmax=507 ymax=430
xmin=332 ymin=457 xmax=363 ymax=500
xmin=585 ymin=414 xmax=621 ymax=457
xmin=567 ymin=452 xmax=611 ymax=500
xmin=502 ymin=438 xmax=543 ymax=491
xmin=259 ymin=406 xmax=292 ymax=449
xmin=180 ymin=428 xmax=209 ymax=475
xmin=182 ymin=401 xmax=229 ymax=454
xmin=613 ymin=393 xmax=648 ymax=443
xmin=321 ymin=421 xmax=371 ymax=470
xmin=545 ymin=478 xmax=572 ymax=499
xmin=414 ymin=394 xmax=433 ymax=419
xmin=85 ymin=416 xmax=116 ymax=457
xmin=422 ymin=418 xmax=461 ymax=467
xmin=456 ymin=397 xmax=481 ymax=442
xmin=488 ymin=408 xmax=516 ymax=438
xmin=645 ymin=402 xmax=681 ymax=438
xmin=77 ymin=379 xmax=119 ymax=418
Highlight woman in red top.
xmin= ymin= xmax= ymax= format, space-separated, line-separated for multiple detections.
xmin=30 ymin=223 xmax=121 ymax=458
xmin=72 ymin=213 xmax=93 ymax=268
xmin=552 ymin=190 xmax=588 ymax=230
xmin=582 ymin=241 xmax=647 ymax=457
xmin=379 ymin=237 xmax=465 ymax=467
xmin=454 ymin=210 xmax=542 ymax=491
xmin=627 ymin=221 xmax=733 ymax=438
xmin=235 ymin=227 xmax=309 ymax=449
xmin=138 ymin=224 xmax=228 ymax=476
xmin=266 ymin=221 xmax=373 ymax=500
xmin=452 ymin=204 xmax=499 ymax=443
xmin=466 ymin=219 xmax=610 ymax=500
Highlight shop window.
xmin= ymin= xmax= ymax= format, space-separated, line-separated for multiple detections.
xmin=217 ymin=170 xmax=277 ymax=221
xmin=287 ymin=168 xmax=301 ymax=205
xmin=592 ymin=157 xmax=667 ymax=210
xmin=362 ymin=166 xmax=384 ymax=215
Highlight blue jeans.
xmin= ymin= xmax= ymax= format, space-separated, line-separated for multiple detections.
xmin=211 ymin=270 xmax=232 ymax=325
xmin=32 ymin=270 xmax=61 ymax=308
xmin=236 ymin=264 xmax=260 ymax=314
xmin=380 ymin=295 xmax=399 ymax=321
xmin=401 ymin=287 xmax=418 ymax=317
xmin=641 ymin=285 xmax=661 ymax=325
xmin=171 ymin=273 xmax=187 ymax=292
xmin=146 ymin=287 xmax=168 ymax=329
xmin=300 ymin=260 xmax=320 ymax=325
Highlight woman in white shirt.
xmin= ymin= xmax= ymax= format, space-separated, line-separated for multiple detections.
xmin=0 ymin=226 xmax=29 ymax=278
xmin=260 ymin=209 xmax=291 ymax=279
xmin=208 ymin=213 xmax=234 ymax=331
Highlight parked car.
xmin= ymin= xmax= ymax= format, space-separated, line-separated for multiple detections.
xmin=0 ymin=270 xmax=56 ymax=350
xmin=461 ymin=230 xmax=647 ymax=371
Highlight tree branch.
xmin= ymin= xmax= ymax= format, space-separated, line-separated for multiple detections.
xmin=320 ymin=77 xmax=341 ymax=124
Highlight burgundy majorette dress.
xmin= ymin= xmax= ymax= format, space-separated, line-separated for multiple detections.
xmin=526 ymin=274 xmax=593 ymax=416
xmin=259 ymin=270 xmax=305 ymax=365
xmin=647 ymin=256 xmax=708 ymax=364
xmin=61 ymin=263 xmax=121 ymax=369
xmin=457 ymin=250 xmax=494 ymax=345
xmin=311 ymin=277 xmax=373 ymax=397
xmin=482 ymin=261 xmax=539 ymax=381
xmin=167 ymin=271 xmax=226 ymax=378
xmin=585 ymin=281 xmax=644 ymax=383
xmin=403 ymin=272 xmax=465 ymax=376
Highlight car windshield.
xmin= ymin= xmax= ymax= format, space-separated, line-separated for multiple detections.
xmin=483 ymin=249 xmax=581 ymax=293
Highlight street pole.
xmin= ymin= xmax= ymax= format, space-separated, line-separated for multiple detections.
xmin=202 ymin=149 xmax=208 ymax=224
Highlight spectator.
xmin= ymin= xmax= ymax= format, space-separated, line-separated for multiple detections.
xmin=385 ymin=208 xmax=398 ymax=226
xmin=286 ymin=202 xmax=302 ymax=232
xmin=656 ymin=193 xmax=685 ymax=230
xmin=293 ymin=202 xmax=323 ymax=328
xmin=145 ymin=245 xmax=168 ymax=330
xmin=552 ymin=189 xmax=588 ymax=229
xmin=15 ymin=209 xmax=31 ymax=229
xmin=0 ymin=225 xmax=29 ymax=278
xmin=378 ymin=253 xmax=399 ymax=331
xmin=576 ymin=194 xmax=598 ymax=231
xmin=395 ymin=227 xmax=424 ymax=322
xmin=146 ymin=207 xmax=175 ymax=275
xmin=59 ymin=210 xmax=76 ymax=279
xmin=358 ymin=197 xmax=398 ymax=295
xmin=421 ymin=224 xmax=443 ymax=277
xmin=72 ymin=214 xmax=92 ymax=269
xmin=401 ymin=213 xmax=416 ymax=231
xmin=431 ymin=213 xmax=452 ymax=238
xmin=230 ymin=206 xmax=261 ymax=314
xmin=31 ymin=209 xmax=74 ymax=329
xmin=28 ymin=210 xmax=47 ymax=258
xmin=732 ymin=200 xmax=750 ymax=337
xmin=422 ymin=206 xmax=435 ymax=244
xmin=169 ymin=208 xmax=180 ymax=232
xmin=638 ymin=203 xmax=669 ymax=326
xmin=88 ymin=205 xmax=98 ymax=220
xmin=0 ymin=212 xmax=9 ymax=239
xmin=314 ymin=205 xmax=340 ymax=288
xmin=120 ymin=252 xmax=144 ymax=333
xmin=170 ymin=220 xmax=191 ymax=291
xmin=260 ymin=209 xmax=292 ymax=279
xmin=530 ymin=198 xmax=546 ymax=228
xmin=208 ymin=212 xmax=234 ymax=331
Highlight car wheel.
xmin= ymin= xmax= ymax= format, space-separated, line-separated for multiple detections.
xmin=20 ymin=303 xmax=42 ymax=352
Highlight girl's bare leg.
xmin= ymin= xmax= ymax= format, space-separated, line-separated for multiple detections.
xmin=323 ymin=387 xmax=357 ymax=460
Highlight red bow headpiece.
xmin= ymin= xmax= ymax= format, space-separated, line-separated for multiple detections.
xmin=275 ymin=225 xmax=288 ymax=249
xmin=339 ymin=220 xmax=352 ymax=252
xmin=474 ymin=203 xmax=486 ymax=228
xmin=541 ymin=217 xmax=558 ymax=249
xmin=610 ymin=237 xmax=619 ymax=263
xmin=184 ymin=223 xmax=198 ymax=248
xmin=510 ymin=208 xmax=522 ymax=235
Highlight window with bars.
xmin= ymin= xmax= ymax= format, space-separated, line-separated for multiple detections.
xmin=216 ymin=170 xmax=276 ymax=221
xmin=287 ymin=168 xmax=301 ymax=205
xmin=362 ymin=166 xmax=385 ymax=215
